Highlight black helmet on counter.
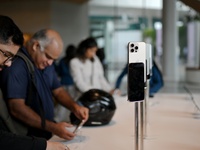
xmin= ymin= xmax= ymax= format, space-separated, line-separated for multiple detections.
xmin=70 ymin=89 xmax=117 ymax=126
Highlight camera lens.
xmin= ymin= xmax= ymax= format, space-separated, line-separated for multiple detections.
xmin=131 ymin=49 xmax=134 ymax=53
xmin=130 ymin=43 xmax=134 ymax=47
xmin=135 ymin=46 xmax=138 ymax=50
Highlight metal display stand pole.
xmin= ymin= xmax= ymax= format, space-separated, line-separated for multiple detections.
xmin=144 ymin=81 xmax=149 ymax=138
xmin=135 ymin=102 xmax=139 ymax=150
xmin=135 ymin=101 xmax=145 ymax=150
xmin=144 ymin=96 xmax=147 ymax=138
xmin=140 ymin=101 xmax=144 ymax=150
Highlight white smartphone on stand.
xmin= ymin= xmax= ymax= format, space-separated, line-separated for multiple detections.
xmin=128 ymin=42 xmax=146 ymax=102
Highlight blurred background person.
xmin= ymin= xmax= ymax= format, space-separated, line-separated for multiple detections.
xmin=115 ymin=63 xmax=128 ymax=91
xmin=149 ymin=60 xmax=164 ymax=97
xmin=54 ymin=44 xmax=77 ymax=122
xmin=96 ymin=47 xmax=107 ymax=77
xmin=70 ymin=37 xmax=117 ymax=97
xmin=114 ymin=60 xmax=164 ymax=97
xmin=56 ymin=44 xmax=77 ymax=97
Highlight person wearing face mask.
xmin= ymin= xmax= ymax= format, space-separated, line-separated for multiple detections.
xmin=0 ymin=28 xmax=89 ymax=140
xmin=70 ymin=37 xmax=117 ymax=97
xmin=0 ymin=15 xmax=68 ymax=150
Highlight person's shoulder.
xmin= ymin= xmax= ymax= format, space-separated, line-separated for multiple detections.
xmin=70 ymin=58 xmax=84 ymax=70
xmin=14 ymin=59 xmax=30 ymax=77
xmin=45 ymin=64 xmax=55 ymax=71
xmin=58 ymin=57 xmax=65 ymax=63
xmin=0 ymin=57 xmax=29 ymax=80
xmin=7 ymin=57 xmax=28 ymax=72
xmin=94 ymin=55 xmax=100 ymax=61
xmin=94 ymin=55 xmax=102 ymax=64
xmin=70 ymin=57 xmax=80 ymax=64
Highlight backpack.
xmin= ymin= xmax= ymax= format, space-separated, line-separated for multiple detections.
xmin=0 ymin=51 xmax=45 ymax=135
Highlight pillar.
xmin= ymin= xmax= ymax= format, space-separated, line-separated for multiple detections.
xmin=162 ymin=0 xmax=179 ymax=82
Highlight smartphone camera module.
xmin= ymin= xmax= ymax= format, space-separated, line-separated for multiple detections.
xmin=129 ymin=43 xmax=139 ymax=53
xmin=131 ymin=49 xmax=134 ymax=53
xmin=130 ymin=43 xmax=134 ymax=47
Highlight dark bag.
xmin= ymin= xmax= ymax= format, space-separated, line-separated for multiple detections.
xmin=0 ymin=90 xmax=27 ymax=135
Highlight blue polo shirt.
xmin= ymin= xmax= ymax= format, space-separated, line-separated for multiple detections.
xmin=0 ymin=47 xmax=61 ymax=121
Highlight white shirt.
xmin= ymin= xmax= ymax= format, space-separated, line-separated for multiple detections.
xmin=70 ymin=55 xmax=112 ymax=93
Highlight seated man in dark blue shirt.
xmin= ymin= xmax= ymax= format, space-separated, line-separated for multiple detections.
xmin=0 ymin=28 xmax=89 ymax=140
xmin=0 ymin=15 xmax=66 ymax=150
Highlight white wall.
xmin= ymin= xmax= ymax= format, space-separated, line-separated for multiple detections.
xmin=50 ymin=1 xmax=89 ymax=50
xmin=111 ymin=30 xmax=142 ymax=64
xmin=0 ymin=0 xmax=90 ymax=59
xmin=0 ymin=1 xmax=50 ymax=33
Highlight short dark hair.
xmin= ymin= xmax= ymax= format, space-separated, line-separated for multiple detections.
xmin=0 ymin=15 xmax=24 ymax=46
xmin=64 ymin=44 xmax=76 ymax=63
xmin=76 ymin=37 xmax=97 ymax=59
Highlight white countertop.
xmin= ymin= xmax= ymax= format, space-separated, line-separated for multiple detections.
xmin=51 ymin=95 xmax=135 ymax=150
xmin=51 ymin=93 xmax=200 ymax=150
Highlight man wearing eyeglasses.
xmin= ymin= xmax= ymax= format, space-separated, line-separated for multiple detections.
xmin=0 ymin=49 xmax=15 ymax=70
xmin=0 ymin=15 xmax=68 ymax=150
xmin=0 ymin=27 xmax=89 ymax=140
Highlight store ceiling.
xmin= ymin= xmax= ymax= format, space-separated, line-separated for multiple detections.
xmin=0 ymin=0 xmax=199 ymax=10
xmin=180 ymin=0 xmax=200 ymax=13
xmin=64 ymin=0 xmax=89 ymax=4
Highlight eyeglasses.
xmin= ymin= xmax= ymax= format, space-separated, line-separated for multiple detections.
xmin=0 ymin=49 xmax=15 ymax=65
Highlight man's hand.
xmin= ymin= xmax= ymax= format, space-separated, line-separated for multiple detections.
xmin=46 ymin=141 xmax=68 ymax=150
xmin=73 ymin=104 xmax=89 ymax=122
xmin=53 ymin=87 xmax=89 ymax=122
xmin=48 ymin=122 xmax=76 ymax=140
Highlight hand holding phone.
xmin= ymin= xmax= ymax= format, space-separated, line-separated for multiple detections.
xmin=73 ymin=120 xmax=85 ymax=134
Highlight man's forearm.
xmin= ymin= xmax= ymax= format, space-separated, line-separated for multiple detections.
xmin=53 ymin=87 xmax=78 ymax=112
xmin=9 ymin=99 xmax=47 ymax=129
xmin=9 ymin=99 xmax=61 ymax=135
xmin=53 ymin=87 xmax=89 ymax=123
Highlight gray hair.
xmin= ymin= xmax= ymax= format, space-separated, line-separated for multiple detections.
xmin=30 ymin=29 xmax=52 ymax=52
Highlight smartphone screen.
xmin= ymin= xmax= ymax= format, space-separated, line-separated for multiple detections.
xmin=128 ymin=62 xmax=145 ymax=102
